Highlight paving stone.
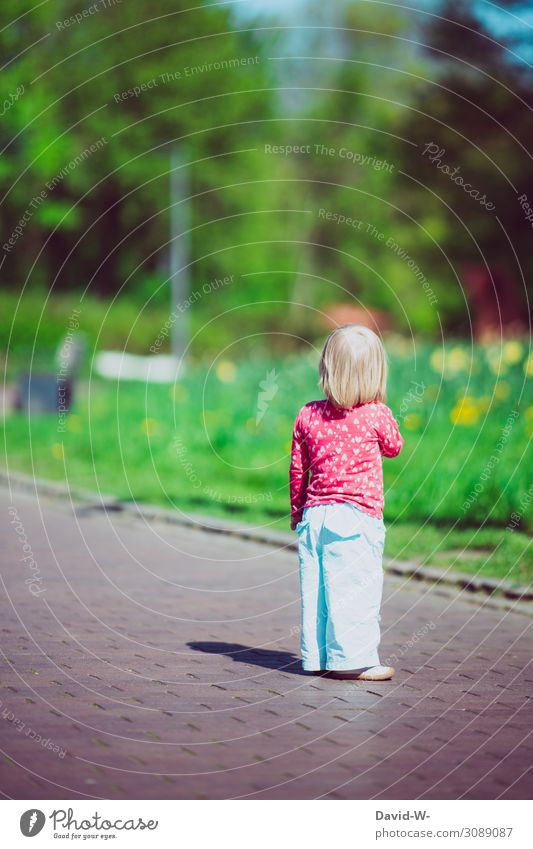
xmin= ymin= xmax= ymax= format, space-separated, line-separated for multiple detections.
xmin=1 ymin=489 xmax=532 ymax=799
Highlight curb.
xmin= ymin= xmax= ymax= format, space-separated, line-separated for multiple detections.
xmin=2 ymin=469 xmax=532 ymax=604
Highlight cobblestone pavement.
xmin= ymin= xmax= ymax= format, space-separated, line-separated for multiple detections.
xmin=1 ymin=488 xmax=532 ymax=800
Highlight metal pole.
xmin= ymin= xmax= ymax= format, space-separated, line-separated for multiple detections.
xmin=169 ymin=145 xmax=190 ymax=361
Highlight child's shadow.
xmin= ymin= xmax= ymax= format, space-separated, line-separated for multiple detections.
xmin=187 ymin=641 xmax=310 ymax=676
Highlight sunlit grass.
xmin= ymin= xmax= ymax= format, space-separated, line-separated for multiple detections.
xmin=2 ymin=342 xmax=532 ymax=581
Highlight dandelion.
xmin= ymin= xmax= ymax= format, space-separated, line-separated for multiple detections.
xmin=141 ymin=418 xmax=158 ymax=436
xmin=524 ymin=353 xmax=533 ymax=377
xmin=450 ymin=397 xmax=480 ymax=426
xmin=425 ymin=384 xmax=439 ymax=401
xmin=204 ymin=410 xmax=221 ymax=426
xmin=403 ymin=413 xmax=422 ymax=430
xmin=430 ymin=349 xmax=444 ymax=373
xmin=216 ymin=360 xmax=236 ymax=383
xmin=448 ymin=346 xmax=471 ymax=373
xmin=170 ymin=384 xmax=188 ymax=402
xmin=52 ymin=442 xmax=64 ymax=460
xmin=485 ymin=345 xmax=508 ymax=376
xmin=430 ymin=346 xmax=471 ymax=377
xmin=488 ymin=358 xmax=508 ymax=376
xmin=67 ymin=415 xmax=81 ymax=433
xmin=502 ymin=340 xmax=523 ymax=365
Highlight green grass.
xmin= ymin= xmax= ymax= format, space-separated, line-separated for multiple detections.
xmin=384 ymin=522 xmax=532 ymax=587
xmin=2 ymin=343 xmax=532 ymax=584
xmin=0 ymin=285 xmax=323 ymax=380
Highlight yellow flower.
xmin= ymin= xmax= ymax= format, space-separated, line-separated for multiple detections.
xmin=430 ymin=349 xmax=444 ymax=373
xmin=494 ymin=381 xmax=510 ymax=401
xmin=216 ymin=360 xmax=236 ymax=383
xmin=204 ymin=410 xmax=221 ymax=426
xmin=170 ymin=384 xmax=188 ymax=402
xmin=524 ymin=353 xmax=533 ymax=377
xmin=67 ymin=414 xmax=81 ymax=433
xmin=403 ymin=413 xmax=422 ymax=430
xmin=485 ymin=346 xmax=508 ymax=376
xmin=52 ymin=442 xmax=64 ymax=460
xmin=425 ymin=384 xmax=439 ymax=401
xmin=431 ymin=346 xmax=471 ymax=377
xmin=141 ymin=418 xmax=158 ymax=436
xmin=448 ymin=346 xmax=471 ymax=373
xmin=450 ymin=397 xmax=480 ymax=426
xmin=503 ymin=340 xmax=523 ymax=365
xmin=488 ymin=357 xmax=508 ymax=376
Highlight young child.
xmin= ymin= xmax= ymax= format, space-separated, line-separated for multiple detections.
xmin=289 ymin=324 xmax=403 ymax=681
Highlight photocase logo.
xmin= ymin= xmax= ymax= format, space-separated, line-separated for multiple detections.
xmin=20 ymin=809 xmax=46 ymax=836
xmin=256 ymin=368 xmax=279 ymax=425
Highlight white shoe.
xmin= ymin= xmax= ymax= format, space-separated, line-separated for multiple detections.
xmin=327 ymin=665 xmax=395 ymax=681
xmin=356 ymin=665 xmax=395 ymax=681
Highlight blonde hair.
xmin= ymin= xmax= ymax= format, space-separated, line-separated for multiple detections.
xmin=319 ymin=324 xmax=387 ymax=409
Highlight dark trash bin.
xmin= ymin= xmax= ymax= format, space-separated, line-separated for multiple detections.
xmin=14 ymin=372 xmax=73 ymax=414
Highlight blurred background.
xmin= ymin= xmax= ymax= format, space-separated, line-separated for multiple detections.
xmin=1 ymin=0 xmax=532 ymax=582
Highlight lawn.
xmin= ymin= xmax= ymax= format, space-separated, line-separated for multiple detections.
xmin=2 ymin=341 xmax=532 ymax=585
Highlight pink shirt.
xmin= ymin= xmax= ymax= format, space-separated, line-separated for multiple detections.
xmin=289 ymin=398 xmax=403 ymax=523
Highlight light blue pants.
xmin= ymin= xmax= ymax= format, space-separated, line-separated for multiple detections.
xmin=296 ymin=502 xmax=386 ymax=671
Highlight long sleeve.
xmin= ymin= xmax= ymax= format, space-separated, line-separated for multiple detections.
xmin=376 ymin=404 xmax=404 ymax=458
xmin=289 ymin=411 xmax=311 ymax=523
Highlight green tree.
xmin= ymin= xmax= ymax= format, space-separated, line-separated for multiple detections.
xmin=0 ymin=0 xmax=282 ymax=307
xmin=395 ymin=0 xmax=533 ymax=334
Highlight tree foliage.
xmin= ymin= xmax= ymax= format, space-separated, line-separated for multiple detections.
xmin=1 ymin=0 xmax=531 ymax=346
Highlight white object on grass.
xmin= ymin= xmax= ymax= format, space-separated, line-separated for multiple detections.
xmin=94 ymin=351 xmax=184 ymax=383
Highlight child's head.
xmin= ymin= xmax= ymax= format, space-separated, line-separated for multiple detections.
xmin=319 ymin=324 xmax=387 ymax=409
